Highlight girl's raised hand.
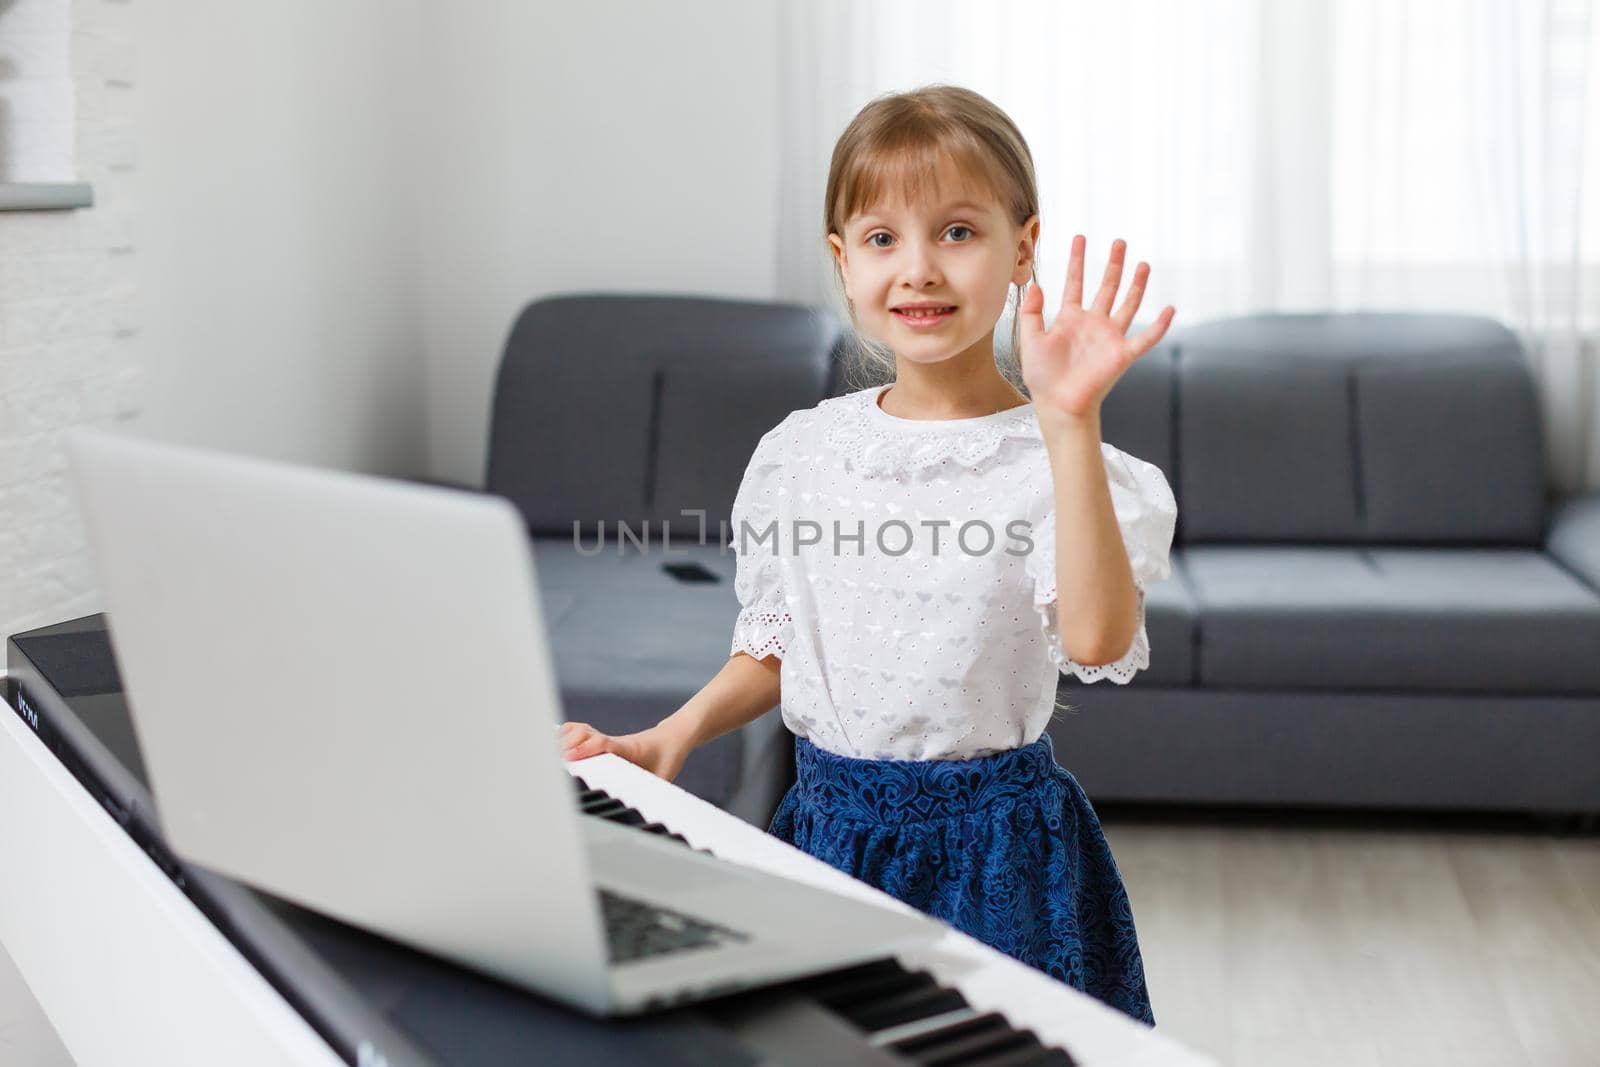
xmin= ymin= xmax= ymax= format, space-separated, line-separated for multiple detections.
xmin=1018 ymin=235 xmax=1175 ymax=420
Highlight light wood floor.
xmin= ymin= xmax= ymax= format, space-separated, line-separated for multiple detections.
xmin=1104 ymin=805 xmax=1600 ymax=1067
xmin=5 ymin=809 xmax=1597 ymax=1066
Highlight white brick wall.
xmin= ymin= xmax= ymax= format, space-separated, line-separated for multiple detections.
xmin=1 ymin=0 xmax=141 ymax=641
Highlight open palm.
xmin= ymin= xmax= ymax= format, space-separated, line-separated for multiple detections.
xmin=1018 ymin=236 xmax=1175 ymax=419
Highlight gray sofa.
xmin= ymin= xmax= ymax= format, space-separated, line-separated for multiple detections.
xmin=488 ymin=297 xmax=1600 ymax=825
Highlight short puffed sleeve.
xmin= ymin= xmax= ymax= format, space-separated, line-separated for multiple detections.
xmin=727 ymin=422 xmax=794 ymax=661
xmin=1024 ymin=443 xmax=1177 ymax=684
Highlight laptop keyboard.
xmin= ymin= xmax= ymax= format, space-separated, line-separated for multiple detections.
xmin=573 ymin=776 xmax=753 ymax=964
xmin=597 ymin=887 xmax=751 ymax=965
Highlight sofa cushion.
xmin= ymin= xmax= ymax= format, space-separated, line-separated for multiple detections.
xmin=1175 ymin=313 xmax=1545 ymax=545
xmin=1184 ymin=545 xmax=1600 ymax=693
xmin=533 ymin=537 xmax=738 ymax=695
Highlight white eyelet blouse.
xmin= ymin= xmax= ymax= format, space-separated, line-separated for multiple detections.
xmin=727 ymin=383 xmax=1178 ymax=761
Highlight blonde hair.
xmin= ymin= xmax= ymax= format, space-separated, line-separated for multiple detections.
xmin=824 ymin=84 xmax=1042 ymax=394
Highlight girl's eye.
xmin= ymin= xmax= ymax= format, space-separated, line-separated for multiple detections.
xmin=866 ymin=225 xmax=973 ymax=249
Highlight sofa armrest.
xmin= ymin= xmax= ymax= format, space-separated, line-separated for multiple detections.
xmin=1547 ymin=488 xmax=1600 ymax=591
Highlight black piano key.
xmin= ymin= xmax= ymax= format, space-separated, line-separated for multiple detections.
xmin=811 ymin=969 xmax=936 ymax=1012
xmin=789 ymin=957 xmax=909 ymax=996
xmin=570 ymin=776 xmax=695 ymax=848
xmin=603 ymin=808 xmax=650 ymax=828
xmin=639 ymin=821 xmax=690 ymax=845
xmin=892 ymin=1011 xmax=1037 ymax=1065
xmin=964 ymin=1047 xmax=1077 ymax=1067
xmin=919 ymin=1033 xmax=1041 ymax=1066
xmin=581 ymin=797 xmax=630 ymax=818
xmin=848 ymin=982 xmax=970 ymax=1032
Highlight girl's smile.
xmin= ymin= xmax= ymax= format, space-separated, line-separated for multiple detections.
xmin=890 ymin=303 xmax=959 ymax=328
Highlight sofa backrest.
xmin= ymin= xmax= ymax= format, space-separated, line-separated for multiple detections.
xmin=486 ymin=293 xmax=840 ymax=536
xmin=1099 ymin=344 xmax=1179 ymax=497
xmin=1152 ymin=312 xmax=1547 ymax=545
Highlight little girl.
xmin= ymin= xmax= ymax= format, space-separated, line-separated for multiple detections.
xmin=561 ymin=84 xmax=1177 ymax=1028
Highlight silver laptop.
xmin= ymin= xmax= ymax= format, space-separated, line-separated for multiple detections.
xmin=64 ymin=428 xmax=943 ymax=1016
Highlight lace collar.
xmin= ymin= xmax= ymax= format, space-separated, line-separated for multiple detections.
xmin=821 ymin=384 xmax=1040 ymax=478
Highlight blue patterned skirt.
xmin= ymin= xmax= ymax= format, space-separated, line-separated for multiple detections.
xmin=767 ymin=733 xmax=1155 ymax=1026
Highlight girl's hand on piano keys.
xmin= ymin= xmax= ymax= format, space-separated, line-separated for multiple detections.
xmin=559 ymin=720 xmax=688 ymax=783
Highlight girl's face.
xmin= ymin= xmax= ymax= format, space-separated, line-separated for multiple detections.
xmin=829 ymin=157 xmax=1039 ymax=366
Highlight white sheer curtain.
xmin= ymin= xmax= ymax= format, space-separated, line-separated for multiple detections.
xmin=777 ymin=0 xmax=1600 ymax=492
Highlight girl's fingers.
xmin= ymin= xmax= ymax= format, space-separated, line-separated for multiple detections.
xmin=1018 ymin=281 xmax=1047 ymax=353
xmin=1127 ymin=306 xmax=1176 ymax=358
xmin=560 ymin=722 xmax=599 ymax=754
xmin=1061 ymin=234 xmax=1086 ymax=310
xmin=567 ymin=732 xmax=612 ymax=760
xmin=1090 ymin=239 xmax=1126 ymax=317
xmin=1111 ymin=262 xmax=1150 ymax=334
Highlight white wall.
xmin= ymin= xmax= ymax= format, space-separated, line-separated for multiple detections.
xmin=133 ymin=0 xmax=426 ymax=474
xmin=416 ymin=0 xmax=783 ymax=486
xmin=2 ymin=0 xmax=784 ymax=634
xmin=1 ymin=0 xmax=430 ymax=640
xmin=2 ymin=0 xmax=159 ymax=639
